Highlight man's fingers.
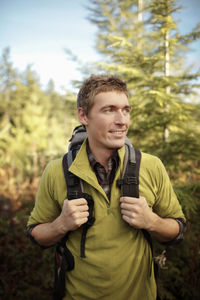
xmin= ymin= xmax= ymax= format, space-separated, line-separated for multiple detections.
xmin=64 ymin=198 xmax=89 ymax=212
xmin=74 ymin=211 xmax=89 ymax=219
xmin=65 ymin=198 xmax=88 ymax=206
xmin=75 ymin=204 xmax=89 ymax=212
xmin=69 ymin=211 xmax=89 ymax=228
xmin=120 ymin=197 xmax=138 ymax=206
xmin=120 ymin=202 xmax=138 ymax=211
xmin=79 ymin=216 xmax=89 ymax=226
xmin=121 ymin=209 xmax=135 ymax=218
xmin=122 ymin=214 xmax=131 ymax=223
xmin=60 ymin=198 xmax=90 ymax=232
xmin=120 ymin=196 xmax=142 ymax=204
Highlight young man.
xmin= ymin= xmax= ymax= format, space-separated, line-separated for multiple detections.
xmin=27 ymin=74 xmax=186 ymax=300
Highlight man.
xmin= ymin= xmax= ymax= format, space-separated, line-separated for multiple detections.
xmin=27 ymin=74 xmax=186 ymax=300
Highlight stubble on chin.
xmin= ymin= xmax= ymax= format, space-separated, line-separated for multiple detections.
xmin=107 ymin=140 xmax=126 ymax=151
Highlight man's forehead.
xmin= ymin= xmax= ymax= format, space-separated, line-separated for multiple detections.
xmin=94 ymin=90 xmax=128 ymax=102
xmin=88 ymin=91 xmax=129 ymax=113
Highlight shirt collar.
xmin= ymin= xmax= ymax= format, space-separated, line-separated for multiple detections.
xmin=86 ymin=139 xmax=119 ymax=171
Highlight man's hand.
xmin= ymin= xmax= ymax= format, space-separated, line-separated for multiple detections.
xmin=120 ymin=196 xmax=180 ymax=243
xmin=31 ymin=198 xmax=89 ymax=247
xmin=120 ymin=196 xmax=154 ymax=230
xmin=59 ymin=198 xmax=89 ymax=232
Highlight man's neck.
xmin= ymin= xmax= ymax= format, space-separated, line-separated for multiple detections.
xmin=87 ymin=141 xmax=116 ymax=172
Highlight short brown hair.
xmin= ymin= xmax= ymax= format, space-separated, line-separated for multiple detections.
xmin=77 ymin=74 xmax=128 ymax=115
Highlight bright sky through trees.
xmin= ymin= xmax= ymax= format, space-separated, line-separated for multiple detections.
xmin=0 ymin=0 xmax=199 ymax=92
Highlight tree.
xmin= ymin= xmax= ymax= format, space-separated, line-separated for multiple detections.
xmin=0 ymin=48 xmax=78 ymax=191
xmin=87 ymin=0 xmax=200 ymax=182
xmin=86 ymin=2 xmax=200 ymax=299
xmin=0 ymin=47 xmax=17 ymax=128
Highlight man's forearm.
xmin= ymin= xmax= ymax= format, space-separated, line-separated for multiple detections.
xmin=120 ymin=196 xmax=185 ymax=243
xmin=31 ymin=216 xmax=68 ymax=247
xmin=147 ymin=213 xmax=180 ymax=243
xmin=30 ymin=198 xmax=89 ymax=247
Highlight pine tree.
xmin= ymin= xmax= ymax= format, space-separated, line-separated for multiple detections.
xmin=0 ymin=47 xmax=17 ymax=129
xmin=86 ymin=2 xmax=200 ymax=298
xmin=87 ymin=0 xmax=200 ymax=182
xmin=0 ymin=49 xmax=78 ymax=184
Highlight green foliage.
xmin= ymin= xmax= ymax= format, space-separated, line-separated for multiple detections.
xmin=0 ymin=1 xmax=200 ymax=299
xmin=0 ymin=48 xmax=80 ymax=298
xmin=87 ymin=0 xmax=200 ymax=182
xmin=86 ymin=1 xmax=200 ymax=299
xmin=0 ymin=183 xmax=199 ymax=300
xmin=0 ymin=48 xmax=79 ymax=184
xmin=0 ymin=201 xmax=55 ymax=300
xmin=155 ymin=182 xmax=200 ymax=300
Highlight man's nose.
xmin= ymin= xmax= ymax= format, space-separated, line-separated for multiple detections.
xmin=114 ymin=110 xmax=126 ymax=124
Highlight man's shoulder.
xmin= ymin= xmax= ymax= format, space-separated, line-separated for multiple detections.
xmin=140 ymin=151 xmax=161 ymax=163
xmin=43 ymin=157 xmax=63 ymax=176
xmin=140 ymin=151 xmax=163 ymax=170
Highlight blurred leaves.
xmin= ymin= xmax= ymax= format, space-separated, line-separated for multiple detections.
xmin=0 ymin=0 xmax=200 ymax=299
xmin=88 ymin=0 xmax=200 ymax=184
xmin=0 ymin=47 xmax=79 ymax=186
xmin=0 ymin=201 xmax=55 ymax=300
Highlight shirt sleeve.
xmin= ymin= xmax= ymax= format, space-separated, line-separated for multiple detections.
xmin=151 ymin=157 xmax=186 ymax=243
xmin=152 ymin=157 xmax=186 ymax=222
xmin=27 ymin=159 xmax=63 ymax=227
xmin=162 ymin=218 xmax=186 ymax=245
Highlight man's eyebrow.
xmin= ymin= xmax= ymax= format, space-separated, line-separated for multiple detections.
xmin=101 ymin=105 xmax=131 ymax=110
xmin=99 ymin=105 xmax=114 ymax=111
xmin=101 ymin=104 xmax=114 ymax=108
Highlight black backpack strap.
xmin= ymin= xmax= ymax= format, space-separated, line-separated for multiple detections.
xmin=62 ymin=151 xmax=95 ymax=257
xmin=79 ymin=193 xmax=95 ymax=258
xmin=68 ymin=125 xmax=88 ymax=151
xmin=53 ymin=150 xmax=95 ymax=300
xmin=53 ymin=239 xmax=74 ymax=300
xmin=117 ymin=145 xmax=141 ymax=198
xmin=62 ymin=149 xmax=82 ymax=199
xmin=117 ymin=145 xmax=158 ymax=281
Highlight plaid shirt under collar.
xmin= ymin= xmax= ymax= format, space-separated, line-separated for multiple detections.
xmin=86 ymin=141 xmax=186 ymax=244
xmin=86 ymin=141 xmax=119 ymax=200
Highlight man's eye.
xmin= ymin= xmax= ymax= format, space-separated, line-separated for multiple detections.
xmin=123 ymin=107 xmax=130 ymax=114
xmin=104 ymin=107 xmax=112 ymax=113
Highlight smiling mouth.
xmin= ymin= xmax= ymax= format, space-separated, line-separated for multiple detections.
xmin=109 ymin=130 xmax=126 ymax=135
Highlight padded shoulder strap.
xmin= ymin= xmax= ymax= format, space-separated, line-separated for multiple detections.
xmin=117 ymin=145 xmax=141 ymax=198
xmin=62 ymin=150 xmax=95 ymax=258
xmin=62 ymin=150 xmax=82 ymax=199
xmin=118 ymin=145 xmax=156 ymax=279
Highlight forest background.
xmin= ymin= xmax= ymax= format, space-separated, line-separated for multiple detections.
xmin=0 ymin=0 xmax=200 ymax=299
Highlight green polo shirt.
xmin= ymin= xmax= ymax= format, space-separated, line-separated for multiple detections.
xmin=28 ymin=140 xmax=185 ymax=300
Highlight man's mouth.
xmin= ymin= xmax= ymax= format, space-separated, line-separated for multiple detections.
xmin=109 ymin=130 xmax=126 ymax=136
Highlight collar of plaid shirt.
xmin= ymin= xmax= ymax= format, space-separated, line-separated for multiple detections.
xmin=86 ymin=140 xmax=119 ymax=199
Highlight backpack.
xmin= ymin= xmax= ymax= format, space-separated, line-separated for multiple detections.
xmin=53 ymin=125 xmax=157 ymax=300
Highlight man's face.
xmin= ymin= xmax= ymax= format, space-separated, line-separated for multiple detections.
xmin=78 ymin=91 xmax=130 ymax=153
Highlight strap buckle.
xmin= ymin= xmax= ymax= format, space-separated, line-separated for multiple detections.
xmin=117 ymin=176 xmax=138 ymax=186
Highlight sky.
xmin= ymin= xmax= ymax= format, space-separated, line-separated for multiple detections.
xmin=0 ymin=0 xmax=200 ymax=93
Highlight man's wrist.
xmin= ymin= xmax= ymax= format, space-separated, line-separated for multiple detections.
xmin=146 ymin=211 xmax=160 ymax=233
xmin=145 ymin=214 xmax=181 ymax=243
xmin=53 ymin=214 xmax=70 ymax=236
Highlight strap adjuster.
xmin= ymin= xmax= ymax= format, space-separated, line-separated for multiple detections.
xmin=117 ymin=176 xmax=138 ymax=186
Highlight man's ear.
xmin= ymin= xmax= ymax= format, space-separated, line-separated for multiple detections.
xmin=78 ymin=107 xmax=88 ymax=126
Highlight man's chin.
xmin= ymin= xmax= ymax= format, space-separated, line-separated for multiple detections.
xmin=107 ymin=139 xmax=125 ymax=150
